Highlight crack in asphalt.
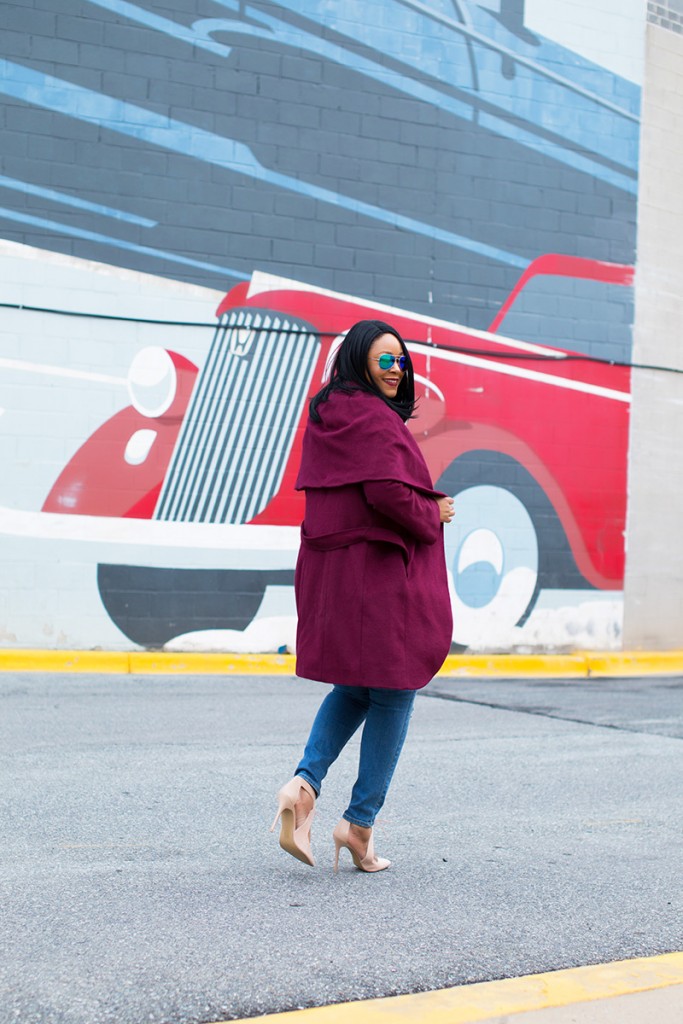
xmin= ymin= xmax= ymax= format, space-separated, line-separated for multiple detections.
xmin=420 ymin=688 xmax=683 ymax=740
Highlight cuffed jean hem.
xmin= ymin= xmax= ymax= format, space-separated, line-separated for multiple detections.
xmin=295 ymin=770 xmax=319 ymax=798
xmin=342 ymin=812 xmax=374 ymax=829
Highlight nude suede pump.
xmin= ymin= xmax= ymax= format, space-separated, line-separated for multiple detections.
xmin=270 ymin=776 xmax=317 ymax=866
xmin=332 ymin=819 xmax=391 ymax=873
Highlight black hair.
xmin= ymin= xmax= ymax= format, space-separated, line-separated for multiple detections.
xmin=309 ymin=319 xmax=416 ymax=422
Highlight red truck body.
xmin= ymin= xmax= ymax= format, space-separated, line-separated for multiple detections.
xmin=43 ymin=254 xmax=633 ymax=646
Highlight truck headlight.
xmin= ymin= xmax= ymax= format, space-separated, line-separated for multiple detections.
xmin=127 ymin=347 xmax=177 ymax=418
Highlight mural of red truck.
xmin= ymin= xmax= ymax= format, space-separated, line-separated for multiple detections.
xmin=43 ymin=254 xmax=633 ymax=651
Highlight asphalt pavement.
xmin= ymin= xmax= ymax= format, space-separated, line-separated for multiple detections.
xmin=1 ymin=672 xmax=681 ymax=1024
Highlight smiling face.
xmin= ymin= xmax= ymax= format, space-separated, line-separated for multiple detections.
xmin=366 ymin=333 xmax=406 ymax=399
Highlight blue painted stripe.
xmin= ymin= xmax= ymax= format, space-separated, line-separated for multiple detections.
xmin=262 ymin=0 xmax=639 ymax=182
xmin=88 ymin=0 xmax=638 ymax=193
xmin=475 ymin=114 xmax=635 ymax=194
xmin=0 ymin=207 xmax=249 ymax=280
xmin=0 ymin=60 xmax=529 ymax=268
xmin=86 ymin=0 xmax=232 ymax=58
xmin=0 ymin=175 xmax=157 ymax=226
xmin=396 ymin=0 xmax=639 ymax=121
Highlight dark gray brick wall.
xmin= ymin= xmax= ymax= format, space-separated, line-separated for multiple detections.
xmin=0 ymin=0 xmax=638 ymax=350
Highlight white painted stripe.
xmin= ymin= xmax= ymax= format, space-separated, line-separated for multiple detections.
xmin=231 ymin=316 xmax=281 ymax=519
xmin=203 ymin=330 xmax=260 ymax=523
xmin=0 ymin=504 xmax=300 ymax=550
xmin=231 ymin=320 xmax=292 ymax=523
xmin=413 ymin=374 xmax=445 ymax=402
xmin=181 ymin=319 xmax=245 ymax=520
xmin=0 ymin=357 xmax=126 ymax=386
xmin=178 ymin=342 xmax=247 ymax=522
xmin=408 ymin=343 xmax=631 ymax=403
xmin=260 ymin=335 xmax=319 ymax=516
xmin=158 ymin=313 xmax=241 ymax=520
xmin=213 ymin=319 xmax=282 ymax=523
xmin=246 ymin=271 xmax=567 ymax=358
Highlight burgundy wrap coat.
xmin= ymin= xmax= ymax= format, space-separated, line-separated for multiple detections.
xmin=294 ymin=389 xmax=453 ymax=690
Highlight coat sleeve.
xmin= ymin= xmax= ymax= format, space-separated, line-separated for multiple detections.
xmin=362 ymin=479 xmax=442 ymax=545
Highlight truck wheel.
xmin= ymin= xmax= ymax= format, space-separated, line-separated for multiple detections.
xmin=96 ymin=565 xmax=294 ymax=648
xmin=442 ymin=483 xmax=539 ymax=647
xmin=435 ymin=451 xmax=588 ymax=649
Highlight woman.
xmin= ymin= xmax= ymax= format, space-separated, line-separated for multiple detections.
xmin=271 ymin=320 xmax=454 ymax=872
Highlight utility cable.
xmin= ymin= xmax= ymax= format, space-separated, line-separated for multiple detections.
xmin=2 ymin=299 xmax=681 ymax=376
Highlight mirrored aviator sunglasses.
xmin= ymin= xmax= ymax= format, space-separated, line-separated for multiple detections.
xmin=377 ymin=353 xmax=407 ymax=371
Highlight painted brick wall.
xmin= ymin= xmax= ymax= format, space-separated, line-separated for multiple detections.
xmin=1 ymin=1 xmax=639 ymax=325
xmin=0 ymin=2 xmax=653 ymax=652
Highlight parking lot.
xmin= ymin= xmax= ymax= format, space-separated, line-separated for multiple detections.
xmin=1 ymin=672 xmax=681 ymax=1023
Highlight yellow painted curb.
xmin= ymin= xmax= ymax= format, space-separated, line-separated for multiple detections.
xmin=0 ymin=649 xmax=130 ymax=673
xmin=439 ymin=651 xmax=683 ymax=678
xmin=439 ymin=653 xmax=589 ymax=677
xmin=587 ymin=650 xmax=683 ymax=677
xmin=128 ymin=651 xmax=297 ymax=675
xmin=0 ymin=649 xmax=682 ymax=676
xmin=217 ymin=953 xmax=683 ymax=1024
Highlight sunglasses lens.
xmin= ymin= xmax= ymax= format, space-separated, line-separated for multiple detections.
xmin=377 ymin=353 xmax=407 ymax=371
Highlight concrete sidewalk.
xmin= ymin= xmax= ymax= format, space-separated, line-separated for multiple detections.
xmin=489 ymin=984 xmax=683 ymax=1024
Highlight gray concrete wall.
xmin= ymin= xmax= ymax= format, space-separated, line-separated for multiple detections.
xmin=624 ymin=20 xmax=683 ymax=648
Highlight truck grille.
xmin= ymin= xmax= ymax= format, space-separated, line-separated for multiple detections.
xmin=155 ymin=308 xmax=319 ymax=524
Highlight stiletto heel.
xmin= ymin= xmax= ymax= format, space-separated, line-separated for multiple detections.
xmin=271 ymin=776 xmax=316 ymax=866
xmin=332 ymin=819 xmax=391 ymax=873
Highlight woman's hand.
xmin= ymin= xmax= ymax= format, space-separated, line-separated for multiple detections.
xmin=436 ymin=496 xmax=455 ymax=523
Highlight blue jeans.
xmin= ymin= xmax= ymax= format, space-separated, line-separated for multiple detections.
xmin=295 ymin=685 xmax=416 ymax=828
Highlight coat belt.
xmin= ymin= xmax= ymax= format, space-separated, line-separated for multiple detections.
xmin=300 ymin=524 xmax=411 ymax=565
